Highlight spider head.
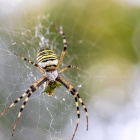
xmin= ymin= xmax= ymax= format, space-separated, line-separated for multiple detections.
xmin=36 ymin=47 xmax=58 ymax=71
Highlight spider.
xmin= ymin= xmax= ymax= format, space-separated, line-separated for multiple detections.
xmin=0 ymin=24 xmax=88 ymax=140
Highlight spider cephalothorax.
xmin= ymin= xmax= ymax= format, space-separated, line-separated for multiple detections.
xmin=0 ymin=24 xmax=88 ymax=140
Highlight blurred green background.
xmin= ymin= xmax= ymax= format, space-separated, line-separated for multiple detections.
xmin=0 ymin=0 xmax=140 ymax=140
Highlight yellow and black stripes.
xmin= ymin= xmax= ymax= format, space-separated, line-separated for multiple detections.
xmin=76 ymin=94 xmax=88 ymax=131
xmin=71 ymin=88 xmax=88 ymax=131
xmin=37 ymin=49 xmax=54 ymax=57
xmin=11 ymin=76 xmax=47 ymax=136
xmin=14 ymin=53 xmax=45 ymax=74
xmin=12 ymin=93 xmax=31 ymax=136
xmin=71 ymin=97 xmax=80 ymax=140
xmin=0 ymin=76 xmax=47 ymax=136
xmin=51 ymin=24 xmax=67 ymax=70
xmin=58 ymin=65 xmax=80 ymax=74
xmin=36 ymin=49 xmax=57 ymax=63
xmin=0 ymin=92 xmax=28 ymax=117
xmin=56 ymin=76 xmax=88 ymax=140
xmin=36 ymin=48 xmax=58 ymax=70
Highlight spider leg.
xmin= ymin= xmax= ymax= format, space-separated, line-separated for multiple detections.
xmin=71 ymin=97 xmax=80 ymax=140
xmin=12 ymin=92 xmax=31 ymax=136
xmin=10 ymin=76 xmax=47 ymax=136
xmin=14 ymin=53 xmax=45 ymax=74
xmin=0 ymin=92 xmax=28 ymax=117
xmin=58 ymin=65 xmax=80 ymax=74
xmin=51 ymin=24 xmax=67 ymax=70
xmin=56 ymin=76 xmax=88 ymax=139
xmin=75 ymin=92 xmax=88 ymax=130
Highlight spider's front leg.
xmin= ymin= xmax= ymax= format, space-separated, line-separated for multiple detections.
xmin=51 ymin=24 xmax=67 ymax=70
xmin=14 ymin=53 xmax=45 ymax=74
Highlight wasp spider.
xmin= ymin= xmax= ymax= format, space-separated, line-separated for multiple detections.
xmin=0 ymin=24 xmax=88 ymax=140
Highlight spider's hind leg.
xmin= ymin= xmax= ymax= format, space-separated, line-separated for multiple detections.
xmin=71 ymin=97 xmax=80 ymax=140
xmin=12 ymin=93 xmax=31 ymax=136
xmin=75 ymin=93 xmax=88 ymax=130
xmin=0 ymin=92 xmax=28 ymax=117
xmin=11 ymin=76 xmax=47 ymax=136
xmin=56 ymin=76 xmax=88 ymax=140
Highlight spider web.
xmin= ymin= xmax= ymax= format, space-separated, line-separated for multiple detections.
xmin=0 ymin=0 xmax=140 ymax=140
xmin=0 ymin=2 xmax=89 ymax=140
